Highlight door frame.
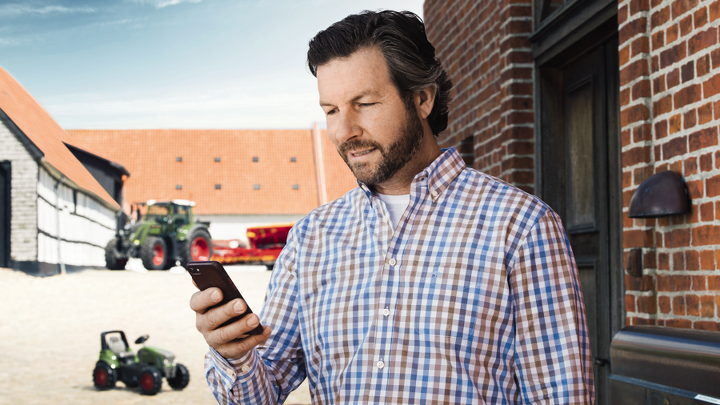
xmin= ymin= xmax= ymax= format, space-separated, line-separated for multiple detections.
xmin=0 ymin=161 xmax=10 ymax=268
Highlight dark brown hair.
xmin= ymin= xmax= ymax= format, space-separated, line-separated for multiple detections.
xmin=307 ymin=10 xmax=453 ymax=136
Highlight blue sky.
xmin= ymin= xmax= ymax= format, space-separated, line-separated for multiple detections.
xmin=0 ymin=0 xmax=424 ymax=129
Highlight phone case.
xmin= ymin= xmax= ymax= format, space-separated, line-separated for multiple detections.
xmin=187 ymin=260 xmax=264 ymax=335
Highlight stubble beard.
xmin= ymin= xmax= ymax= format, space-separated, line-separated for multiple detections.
xmin=337 ymin=106 xmax=425 ymax=186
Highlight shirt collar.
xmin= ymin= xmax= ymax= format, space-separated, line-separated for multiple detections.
xmin=356 ymin=146 xmax=465 ymax=202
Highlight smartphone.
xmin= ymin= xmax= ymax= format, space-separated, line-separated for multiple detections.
xmin=187 ymin=260 xmax=264 ymax=336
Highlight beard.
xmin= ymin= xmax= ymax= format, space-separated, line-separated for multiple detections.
xmin=337 ymin=106 xmax=425 ymax=186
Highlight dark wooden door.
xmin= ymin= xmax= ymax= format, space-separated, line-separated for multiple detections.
xmin=538 ymin=35 xmax=620 ymax=404
xmin=0 ymin=161 xmax=10 ymax=268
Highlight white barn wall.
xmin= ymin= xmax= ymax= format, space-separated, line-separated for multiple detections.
xmin=0 ymin=118 xmax=38 ymax=263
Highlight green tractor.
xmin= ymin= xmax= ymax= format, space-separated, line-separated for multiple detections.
xmin=105 ymin=199 xmax=213 ymax=271
xmin=92 ymin=330 xmax=190 ymax=395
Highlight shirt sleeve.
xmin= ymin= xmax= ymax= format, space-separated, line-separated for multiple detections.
xmin=509 ymin=209 xmax=595 ymax=404
xmin=204 ymin=228 xmax=307 ymax=405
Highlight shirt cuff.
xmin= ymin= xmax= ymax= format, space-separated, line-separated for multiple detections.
xmin=207 ymin=347 xmax=259 ymax=388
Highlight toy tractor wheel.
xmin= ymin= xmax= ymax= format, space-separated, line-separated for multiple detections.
xmin=138 ymin=365 xmax=163 ymax=395
xmin=93 ymin=361 xmax=117 ymax=390
xmin=180 ymin=229 xmax=212 ymax=267
xmin=104 ymin=238 xmax=127 ymax=270
xmin=168 ymin=363 xmax=190 ymax=390
xmin=140 ymin=237 xmax=168 ymax=271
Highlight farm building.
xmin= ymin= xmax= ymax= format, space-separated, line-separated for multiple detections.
xmin=0 ymin=67 xmax=123 ymax=276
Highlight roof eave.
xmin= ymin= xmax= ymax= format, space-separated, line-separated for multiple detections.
xmin=38 ymin=158 xmax=121 ymax=211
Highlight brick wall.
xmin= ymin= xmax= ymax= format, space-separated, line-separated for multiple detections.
xmin=620 ymin=0 xmax=720 ymax=331
xmin=424 ymin=0 xmax=535 ymax=194
xmin=0 ymin=119 xmax=38 ymax=263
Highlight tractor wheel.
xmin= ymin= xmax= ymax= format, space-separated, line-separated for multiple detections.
xmin=167 ymin=363 xmax=190 ymax=390
xmin=138 ymin=365 xmax=163 ymax=395
xmin=104 ymin=238 xmax=127 ymax=270
xmin=93 ymin=361 xmax=117 ymax=390
xmin=180 ymin=228 xmax=212 ymax=267
xmin=140 ymin=237 xmax=168 ymax=271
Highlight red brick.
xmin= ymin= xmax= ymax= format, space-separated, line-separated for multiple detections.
xmin=666 ymin=319 xmax=692 ymax=328
xmin=620 ymin=17 xmax=648 ymax=45
xmin=669 ymin=114 xmax=682 ymax=133
xmin=689 ymin=27 xmax=718 ymax=55
xmin=710 ymin=275 xmax=720 ymax=289
xmin=623 ymin=145 xmax=652 ymax=167
xmin=701 ymin=250 xmax=716 ymax=269
xmin=654 ymin=144 xmax=662 ymax=161
xmin=693 ymin=225 xmax=720 ymax=245
xmin=667 ymin=68 xmax=680 ymax=89
xmin=625 ymin=294 xmax=637 ymax=312
xmin=713 ymin=48 xmax=720 ymax=69
xmin=652 ymin=31 xmax=665 ymax=52
xmin=655 ymin=120 xmax=668 ymax=139
xmin=666 ymin=228 xmax=691 ymax=247
xmin=701 ymin=295 xmax=716 ymax=317
xmin=632 ymin=36 xmax=650 ymax=57
xmin=674 ymin=251 xmax=686 ymax=270
xmin=682 ymin=60 xmax=695 ymax=82
xmin=632 ymin=79 xmax=651 ymax=100
xmin=637 ymin=295 xmax=657 ymax=314
xmin=684 ymin=109 xmax=697 ymax=129
xmin=698 ymin=102 xmax=713 ymax=124
xmin=687 ymin=250 xmax=700 ymax=270
xmin=698 ymin=204 xmax=714 ymax=224
xmin=622 ymin=129 xmax=632 ymax=147
xmin=652 ymin=55 xmax=659 ymax=73
xmin=673 ymin=83 xmax=701 ymax=109
xmin=619 ymin=45 xmax=630 ymax=67
xmin=621 ymin=59 xmax=649 ymax=86
xmin=695 ymin=6 xmax=709 ymax=27
xmin=715 ymin=100 xmax=720 ymax=119
xmin=694 ymin=321 xmax=720 ymax=331
xmin=687 ymin=179 xmax=703 ymax=200
xmin=659 ymin=252 xmax=670 ymax=270
xmin=673 ymin=295 xmax=686 ymax=314
xmin=685 ymin=156 xmax=698 ymax=175
xmin=621 ymin=104 xmax=650 ymax=126
xmin=687 ymin=294 xmax=701 ymax=316
xmin=667 ymin=24 xmax=679 ymax=44
xmin=680 ymin=15 xmax=694 ymax=37
xmin=659 ymin=295 xmax=671 ymax=313
xmin=711 ymin=0 xmax=720 ymax=22
xmin=693 ymin=275 xmax=708 ymax=290
xmin=700 ymin=153 xmax=713 ymax=171
xmin=624 ymin=229 xmax=654 ymax=248
xmin=661 ymin=42 xmax=686 ymax=68
xmin=655 ymin=95 xmax=674 ymax=116
xmin=619 ymin=4 xmax=629 ymax=25
xmin=697 ymin=54 xmax=711 ymax=77
xmin=704 ymin=73 xmax=720 ymax=98
xmin=652 ymin=6 xmax=670 ymax=28
xmin=631 ymin=0 xmax=651 ymax=14
xmin=634 ymin=165 xmax=654 ymax=185
xmin=654 ymin=75 xmax=666 ymax=95
xmin=707 ymin=175 xmax=720 ymax=197
xmin=620 ymin=88 xmax=631 ymax=107
xmin=672 ymin=0 xmax=700 ymax=20
xmin=662 ymin=136 xmax=687 ymax=159
xmin=634 ymin=124 xmax=653 ymax=142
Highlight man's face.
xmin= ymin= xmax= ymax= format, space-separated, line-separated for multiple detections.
xmin=317 ymin=47 xmax=425 ymax=186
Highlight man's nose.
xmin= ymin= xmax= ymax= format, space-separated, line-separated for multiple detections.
xmin=334 ymin=110 xmax=361 ymax=145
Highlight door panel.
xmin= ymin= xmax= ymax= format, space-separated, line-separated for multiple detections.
xmin=0 ymin=162 xmax=9 ymax=268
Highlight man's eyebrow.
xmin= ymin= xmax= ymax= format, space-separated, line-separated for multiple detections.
xmin=319 ymin=91 xmax=379 ymax=107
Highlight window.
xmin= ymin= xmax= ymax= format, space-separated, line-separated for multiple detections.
xmin=176 ymin=157 xmax=182 ymax=162
xmin=176 ymin=184 xmax=182 ymax=190
xmin=292 ymin=184 xmax=299 ymax=190
xmin=252 ymin=156 xmax=259 ymax=162
xmin=215 ymin=184 xmax=222 ymax=190
xmin=290 ymin=156 xmax=297 ymax=162
xmin=253 ymin=184 xmax=261 ymax=190
xmin=214 ymin=157 xmax=221 ymax=162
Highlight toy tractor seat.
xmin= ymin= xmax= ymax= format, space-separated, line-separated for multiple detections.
xmin=106 ymin=334 xmax=135 ymax=364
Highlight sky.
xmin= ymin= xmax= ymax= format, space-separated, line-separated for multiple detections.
xmin=0 ymin=0 xmax=425 ymax=129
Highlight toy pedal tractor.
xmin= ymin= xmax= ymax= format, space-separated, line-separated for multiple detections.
xmin=92 ymin=330 xmax=189 ymax=395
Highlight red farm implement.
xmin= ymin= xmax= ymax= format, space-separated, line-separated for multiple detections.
xmin=211 ymin=224 xmax=293 ymax=270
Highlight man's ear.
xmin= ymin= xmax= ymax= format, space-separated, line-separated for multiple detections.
xmin=414 ymin=85 xmax=436 ymax=120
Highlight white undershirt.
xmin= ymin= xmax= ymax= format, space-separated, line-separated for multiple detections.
xmin=376 ymin=192 xmax=410 ymax=229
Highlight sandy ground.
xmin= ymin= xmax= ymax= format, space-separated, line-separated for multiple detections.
xmin=0 ymin=260 xmax=312 ymax=405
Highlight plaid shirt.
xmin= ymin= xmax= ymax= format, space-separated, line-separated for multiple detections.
xmin=205 ymin=147 xmax=595 ymax=404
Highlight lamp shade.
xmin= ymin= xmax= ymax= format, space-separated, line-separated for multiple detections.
xmin=628 ymin=170 xmax=690 ymax=218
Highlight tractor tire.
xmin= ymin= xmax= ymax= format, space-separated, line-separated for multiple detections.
xmin=104 ymin=238 xmax=127 ymax=270
xmin=93 ymin=361 xmax=117 ymax=390
xmin=138 ymin=365 xmax=163 ymax=395
xmin=167 ymin=363 xmax=190 ymax=390
xmin=180 ymin=228 xmax=212 ymax=268
xmin=140 ymin=237 xmax=168 ymax=271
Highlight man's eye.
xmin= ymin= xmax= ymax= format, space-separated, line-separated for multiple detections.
xmin=359 ymin=103 xmax=375 ymax=107
xmin=325 ymin=109 xmax=337 ymax=116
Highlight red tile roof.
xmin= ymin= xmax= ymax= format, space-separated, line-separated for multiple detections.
xmin=0 ymin=67 xmax=120 ymax=209
xmin=66 ymin=129 xmax=357 ymax=215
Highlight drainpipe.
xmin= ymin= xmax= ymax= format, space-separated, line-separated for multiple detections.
xmin=54 ymin=175 xmax=66 ymax=275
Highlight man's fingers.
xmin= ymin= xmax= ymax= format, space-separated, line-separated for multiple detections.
xmin=215 ymin=326 xmax=273 ymax=360
xmin=204 ymin=310 xmax=256 ymax=345
xmin=189 ymin=287 xmax=223 ymax=313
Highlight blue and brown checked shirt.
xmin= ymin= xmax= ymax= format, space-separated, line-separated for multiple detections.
xmin=205 ymin=147 xmax=595 ymax=404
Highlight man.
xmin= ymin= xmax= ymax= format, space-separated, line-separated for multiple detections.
xmin=191 ymin=10 xmax=595 ymax=404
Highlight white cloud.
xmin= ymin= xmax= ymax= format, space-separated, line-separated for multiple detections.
xmin=129 ymin=0 xmax=202 ymax=9
xmin=0 ymin=4 xmax=96 ymax=17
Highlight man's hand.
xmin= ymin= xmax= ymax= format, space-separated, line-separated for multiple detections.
xmin=190 ymin=287 xmax=272 ymax=360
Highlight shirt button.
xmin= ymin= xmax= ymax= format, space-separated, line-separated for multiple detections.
xmin=241 ymin=365 xmax=249 ymax=373
xmin=382 ymin=308 xmax=390 ymax=317
xmin=385 ymin=216 xmax=391 ymax=224
xmin=377 ymin=361 xmax=385 ymax=369
xmin=388 ymin=258 xmax=396 ymax=266
xmin=430 ymin=190 xmax=438 ymax=198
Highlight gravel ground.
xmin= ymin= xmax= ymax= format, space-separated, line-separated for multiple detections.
xmin=0 ymin=260 xmax=312 ymax=405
